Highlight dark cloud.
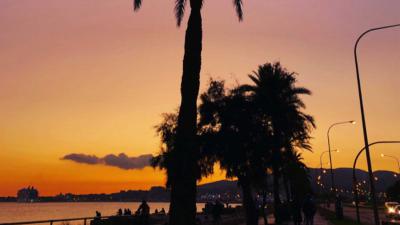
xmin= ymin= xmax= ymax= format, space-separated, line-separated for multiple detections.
xmin=61 ymin=153 xmax=152 ymax=170
xmin=62 ymin=153 xmax=100 ymax=165
xmin=103 ymin=153 xmax=153 ymax=170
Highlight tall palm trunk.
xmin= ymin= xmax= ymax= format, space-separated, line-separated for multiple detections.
xmin=169 ymin=1 xmax=202 ymax=225
xmin=261 ymin=190 xmax=269 ymax=225
xmin=283 ymin=174 xmax=291 ymax=202
xmin=240 ymin=177 xmax=259 ymax=225
xmin=272 ymin=161 xmax=282 ymax=224
xmin=272 ymin=123 xmax=283 ymax=224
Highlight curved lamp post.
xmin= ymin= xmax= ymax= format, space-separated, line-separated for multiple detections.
xmin=319 ymin=150 xmax=339 ymax=192
xmin=354 ymin=24 xmax=400 ymax=225
xmin=381 ymin=153 xmax=400 ymax=175
xmin=352 ymin=141 xmax=400 ymax=224
xmin=320 ymin=149 xmax=339 ymax=172
xmin=327 ymin=121 xmax=355 ymax=192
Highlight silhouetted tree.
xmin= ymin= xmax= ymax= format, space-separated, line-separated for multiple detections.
xmin=241 ymin=62 xmax=315 ymax=223
xmin=152 ymin=112 xmax=215 ymax=188
xmin=285 ymin=150 xmax=312 ymax=201
xmin=154 ymin=61 xmax=314 ymax=225
xmin=386 ymin=180 xmax=400 ymax=201
xmin=199 ymin=79 xmax=272 ymax=225
xmin=133 ymin=1 xmax=244 ymax=224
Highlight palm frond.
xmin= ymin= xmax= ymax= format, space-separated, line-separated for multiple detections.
xmin=175 ymin=0 xmax=187 ymax=26
xmin=248 ymin=74 xmax=261 ymax=87
xmin=133 ymin=0 xmax=142 ymax=11
xmin=292 ymin=87 xmax=312 ymax=95
xmin=233 ymin=0 xmax=243 ymax=21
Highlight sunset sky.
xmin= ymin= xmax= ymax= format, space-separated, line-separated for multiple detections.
xmin=1 ymin=0 xmax=400 ymax=196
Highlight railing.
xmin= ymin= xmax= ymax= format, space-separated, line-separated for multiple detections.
xmin=0 ymin=215 xmax=132 ymax=225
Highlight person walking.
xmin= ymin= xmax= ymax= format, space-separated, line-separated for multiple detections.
xmin=136 ymin=200 xmax=150 ymax=225
xmin=302 ymin=195 xmax=316 ymax=225
xmin=292 ymin=200 xmax=303 ymax=225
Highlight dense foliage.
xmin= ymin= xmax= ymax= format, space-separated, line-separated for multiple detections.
xmin=153 ymin=62 xmax=315 ymax=225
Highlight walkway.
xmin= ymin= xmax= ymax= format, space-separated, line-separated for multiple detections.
xmin=237 ymin=210 xmax=330 ymax=225
xmin=321 ymin=204 xmax=385 ymax=225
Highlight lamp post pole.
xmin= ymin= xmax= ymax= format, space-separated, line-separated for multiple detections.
xmin=381 ymin=154 xmax=400 ymax=175
xmin=354 ymin=24 xmax=400 ymax=225
xmin=327 ymin=121 xmax=355 ymax=193
xmin=352 ymin=141 xmax=400 ymax=224
xmin=320 ymin=150 xmax=329 ymax=173
xmin=320 ymin=150 xmax=338 ymax=197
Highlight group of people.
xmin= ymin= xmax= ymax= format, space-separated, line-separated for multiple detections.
xmin=154 ymin=208 xmax=166 ymax=215
xmin=204 ymin=200 xmax=225 ymax=224
xmin=94 ymin=197 xmax=319 ymax=225
xmin=94 ymin=200 xmax=152 ymax=224
xmin=292 ymin=195 xmax=317 ymax=225
xmin=113 ymin=200 xmax=151 ymax=217
xmin=116 ymin=208 xmax=133 ymax=216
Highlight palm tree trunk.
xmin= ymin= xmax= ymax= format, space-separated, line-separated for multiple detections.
xmin=240 ymin=177 xmax=259 ymax=225
xmin=272 ymin=124 xmax=283 ymax=224
xmin=283 ymin=175 xmax=291 ymax=202
xmin=272 ymin=161 xmax=282 ymax=224
xmin=261 ymin=190 xmax=269 ymax=225
xmin=169 ymin=1 xmax=202 ymax=225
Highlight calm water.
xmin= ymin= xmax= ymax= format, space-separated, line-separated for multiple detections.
xmin=0 ymin=202 xmax=207 ymax=223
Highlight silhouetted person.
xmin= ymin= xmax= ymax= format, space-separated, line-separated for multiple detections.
xmin=95 ymin=211 xmax=101 ymax=219
xmin=212 ymin=200 xmax=224 ymax=224
xmin=136 ymin=200 xmax=150 ymax=225
xmin=292 ymin=200 xmax=302 ymax=225
xmin=303 ymin=195 xmax=316 ymax=225
xmin=160 ymin=208 xmax=166 ymax=215
xmin=124 ymin=208 xmax=132 ymax=215
xmin=335 ymin=195 xmax=343 ymax=219
xmin=117 ymin=208 xmax=123 ymax=216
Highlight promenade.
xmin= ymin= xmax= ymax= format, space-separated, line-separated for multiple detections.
xmin=237 ymin=210 xmax=330 ymax=225
xmin=321 ymin=205 xmax=385 ymax=225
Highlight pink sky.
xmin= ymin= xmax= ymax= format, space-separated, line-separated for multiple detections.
xmin=0 ymin=0 xmax=399 ymax=195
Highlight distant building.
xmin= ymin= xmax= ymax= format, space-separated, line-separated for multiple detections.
xmin=17 ymin=186 xmax=39 ymax=202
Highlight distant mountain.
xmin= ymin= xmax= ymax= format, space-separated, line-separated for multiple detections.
xmin=198 ymin=180 xmax=239 ymax=194
xmin=309 ymin=168 xmax=398 ymax=192
xmin=196 ymin=168 xmax=398 ymax=193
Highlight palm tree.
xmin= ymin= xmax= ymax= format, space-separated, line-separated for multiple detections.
xmin=285 ymin=150 xmax=312 ymax=202
xmin=199 ymin=79 xmax=271 ymax=225
xmin=242 ymin=62 xmax=315 ymax=223
xmin=152 ymin=112 xmax=216 ymax=221
xmin=133 ymin=1 xmax=244 ymax=225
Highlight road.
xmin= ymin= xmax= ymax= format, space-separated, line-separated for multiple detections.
xmin=321 ymin=205 xmax=386 ymax=225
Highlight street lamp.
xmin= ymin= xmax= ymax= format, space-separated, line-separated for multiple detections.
xmin=352 ymin=141 xmax=400 ymax=224
xmin=354 ymin=23 xmax=400 ymax=225
xmin=327 ymin=121 xmax=355 ymax=192
xmin=320 ymin=150 xmax=339 ymax=194
xmin=381 ymin=153 xmax=400 ymax=175
xmin=320 ymin=149 xmax=339 ymax=172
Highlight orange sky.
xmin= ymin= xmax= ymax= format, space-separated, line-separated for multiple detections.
xmin=0 ymin=0 xmax=400 ymax=196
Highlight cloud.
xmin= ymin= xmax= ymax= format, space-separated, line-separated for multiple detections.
xmin=61 ymin=153 xmax=152 ymax=170
xmin=62 ymin=153 xmax=100 ymax=165
xmin=103 ymin=153 xmax=153 ymax=170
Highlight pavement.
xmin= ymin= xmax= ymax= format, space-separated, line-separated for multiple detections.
xmin=320 ymin=204 xmax=386 ymax=225
xmin=237 ymin=210 xmax=330 ymax=225
xmin=314 ymin=211 xmax=331 ymax=225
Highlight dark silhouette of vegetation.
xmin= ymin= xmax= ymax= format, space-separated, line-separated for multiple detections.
xmin=153 ymin=62 xmax=314 ymax=225
xmin=134 ymin=0 xmax=244 ymax=224
xmin=386 ymin=180 xmax=400 ymax=201
xmin=199 ymin=80 xmax=270 ymax=225
xmin=240 ymin=62 xmax=315 ymax=223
